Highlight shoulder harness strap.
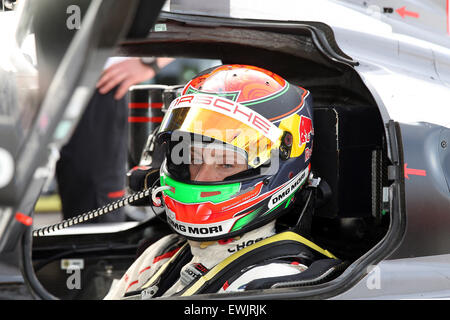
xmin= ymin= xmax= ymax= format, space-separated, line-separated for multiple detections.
xmin=179 ymin=231 xmax=337 ymax=296
xmin=126 ymin=231 xmax=337 ymax=299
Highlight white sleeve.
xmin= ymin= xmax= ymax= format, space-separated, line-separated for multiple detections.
xmin=102 ymin=57 xmax=133 ymax=70
xmin=103 ymin=234 xmax=181 ymax=300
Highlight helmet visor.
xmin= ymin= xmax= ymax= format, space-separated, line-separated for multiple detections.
xmin=159 ymin=94 xmax=283 ymax=169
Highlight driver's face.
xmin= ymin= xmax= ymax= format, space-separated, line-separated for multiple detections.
xmin=189 ymin=146 xmax=248 ymax=182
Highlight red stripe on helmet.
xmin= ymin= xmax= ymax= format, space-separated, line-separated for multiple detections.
xmin=165 ymin=181 xmax=288 ymax=224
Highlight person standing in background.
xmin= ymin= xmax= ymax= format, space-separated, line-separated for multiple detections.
xmin=56 ymin=57 xmax=173 ymax=222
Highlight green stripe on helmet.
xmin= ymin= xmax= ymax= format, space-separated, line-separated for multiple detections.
xmin=230 ymin=173 xmax=307 ymax=232
xmin=230 ymin=207 xmax=263 ymax=232
xmin=161 ymin=173 xmax=241 ymax=204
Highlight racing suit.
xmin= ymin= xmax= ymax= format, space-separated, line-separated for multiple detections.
xmin=104 ymin=220 xmax=309 ymax=299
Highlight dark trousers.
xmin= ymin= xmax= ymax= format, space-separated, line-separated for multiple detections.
xmin=56 ymin=89 xmax=128 ymax=222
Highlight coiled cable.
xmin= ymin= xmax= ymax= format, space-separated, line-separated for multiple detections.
xmin=32 ymin=188 xmax=152 ymax=237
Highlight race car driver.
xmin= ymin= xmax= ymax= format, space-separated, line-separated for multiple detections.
xmin=104 ymin=64 xmax=341 ymax=299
